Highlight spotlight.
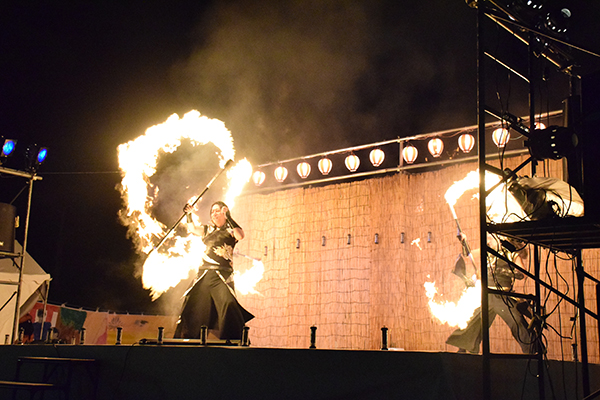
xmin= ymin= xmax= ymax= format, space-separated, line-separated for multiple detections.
xmin=1 ymin=139 xmax=17 ymax=157
xmin=37 ymin=147 xmax=48 ymax=164
xmin=523 ymin=0 xmax=545 ymax=10
xmin=1 ymin=139 xmax=17 ymax=165
xmin=543 ymin=7 xmax=571 ymax=35
xmin=525 ymin=126 xmax=578 ymax=160
xmin=25 ymin=145 xmax=49 ymax=172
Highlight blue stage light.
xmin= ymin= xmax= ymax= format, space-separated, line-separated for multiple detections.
xmin=25 ymin=144 xmax=49 ymax=172
xmin=1 ymin=139 xmax=17 ymax=157
xmin=36 ymin=148 xmax=48 ymax=164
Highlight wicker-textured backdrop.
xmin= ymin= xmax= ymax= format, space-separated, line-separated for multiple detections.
xmin=231 ymin=155 xmax=599 ymax=362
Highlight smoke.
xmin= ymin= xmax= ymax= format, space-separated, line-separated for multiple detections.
xmin=171 ymin=0 xmax=476 ymax=165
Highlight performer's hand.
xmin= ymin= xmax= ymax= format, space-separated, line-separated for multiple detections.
xmin=183 ymin=203 xmax=193 ymax=214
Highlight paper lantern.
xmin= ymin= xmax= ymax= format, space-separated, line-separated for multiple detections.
xmin=345 ymin=154 xmax=360 ymax=172
xmin=458 ymin=133 xmax=475 ymax=153
xmin=252 ymin=170 xmax=266 ymax=186
xmin=427 ymin=138 xmax=444 ymax=157
xmin=492 ymin=127 xmax=510 ymax=148
xmin=402 ymin=144 xmax=418 ymax=164
xmin=297 ymin=161 xmax=311 ymax=179
xmin=274 ymin=165 xmax=288 ymax=182
xmin=369 ymin=148 xmax=385 ymax=167
xmin=318 ymin=157 xmax=332 ymax=175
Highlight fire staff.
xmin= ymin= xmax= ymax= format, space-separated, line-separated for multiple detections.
xmin=174 ymin=201 xmax=254 ymax=341
xmin=445 ymin=233 xmax=535 ymax=354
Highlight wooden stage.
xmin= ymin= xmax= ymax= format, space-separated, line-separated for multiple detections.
xmin=0 ymin=343 xmax=599 ymax=399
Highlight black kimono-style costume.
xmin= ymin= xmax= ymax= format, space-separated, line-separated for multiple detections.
xmin=174 ymin=223 xmax=254 ymax=340
xmin=446 ymin=249 xmax=534 ymax=354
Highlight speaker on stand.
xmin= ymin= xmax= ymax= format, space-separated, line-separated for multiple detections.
xmin=0 ymin=203 xmax=17 ymax=254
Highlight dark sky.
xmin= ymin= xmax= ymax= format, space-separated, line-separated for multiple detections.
xmin=1 ymin=0 xmax=599 ymax=313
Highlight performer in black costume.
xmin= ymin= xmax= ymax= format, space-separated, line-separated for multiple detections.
xmin=174 ymin=201 xmax=254 ymax=340
xmin=446 ymin=233 xmax=535 ymax=354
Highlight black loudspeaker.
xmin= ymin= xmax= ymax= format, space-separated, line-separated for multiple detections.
xmin=581 ymin=70 xmax=600 ymax=220
xmin=0 ymin=203 xmax=17 ymax=253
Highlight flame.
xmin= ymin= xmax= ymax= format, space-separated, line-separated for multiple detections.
xmin=234 ymin=259 xmax=265 ymax=295
xmin=117 ymin=110 xmax=260 ymax=299
xmin=444 ymin=169 xmax=527 ymax=223
xmin=425 ymin=169 xmax=529 ymax=328
xmin=444 ymin=170 xmax=480 ymax=208
xmin=424 ymin=279 xmax=481 ymax=329
xmin=411 ymin=238 xmax=422 ymax=250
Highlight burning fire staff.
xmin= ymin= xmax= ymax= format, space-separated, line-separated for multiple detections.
xmin=174 ymin=201 xmax=254 ymax=340
xmin=445 ymin=232 xmax=535 ymax=354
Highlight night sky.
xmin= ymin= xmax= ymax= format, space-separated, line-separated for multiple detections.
xmin=1 ymin=0 xmax=599 ymax=313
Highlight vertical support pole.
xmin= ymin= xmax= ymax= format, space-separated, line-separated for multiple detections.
xmin=533 ymin=245 xmax=545 ymax=399
xmin=39 ymin=279 xmax=50 ymax=341
xmin=528 ymin=28 xmax=546 ymax=400
xmin=12 ymin=176 xmax=35 ymax=343
xmin=576 ymin=250 xmax=590 ymax=396
xmin=476 ymin=4 xmax=490 ymax=399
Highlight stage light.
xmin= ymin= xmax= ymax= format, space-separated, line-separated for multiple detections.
xmin=318 ymin=157 xmax=332 ymax=175
xmin=492 ymin=127 xmax=510 ymax=148
xmin=252 ymin=170 xmax=266 ymax=186
xmin=1 ymin=139 xmax=17 ymax=158
xmin=369 ymin=148 xmax=385 ymax=167
xmin=458 ymin=133 xmax=475 ymax=153
xmin=402 ymin=144 xmax=418 ymax=164
xmin=427 ymin=138 xmax=444 ymax=158
xmin=523 ymin=0 xmax=545 ymax=10
xmin=37 ymin=147 xmax=48 ymax=164
xmin=25 ymin=144 xmax=48 ymax=172
xmin=345 ymin=153 xmax=360 ymax=172
xmin=274 ymin=165 xmax=288 ymax=182
xmin=544 ymin=7 xmax=571 ymax=34
xmin=297 ymin=161 xmax=311 ymax=179
xmin=526 ymin=125 xmax=578 ymax=160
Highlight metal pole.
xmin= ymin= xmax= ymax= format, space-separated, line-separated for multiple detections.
xmin=576 ymin=250 xmax=590 ymax=397
xmin=39 ymin=279 xmax=50 ymax=341
xmin=148 ymin=159 xmax=233 ymax=255
xmin=12 ymin=176 xmax=35 ymax=343
xmin=476 ymin=3 xmax=491 ymax=399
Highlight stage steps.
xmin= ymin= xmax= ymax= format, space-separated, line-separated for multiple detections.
xmin=0 ymin=356 xmax=98 ymax=399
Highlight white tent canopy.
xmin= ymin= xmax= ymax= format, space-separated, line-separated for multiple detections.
xmin=0 ymin=241 xmax=50 ymax=342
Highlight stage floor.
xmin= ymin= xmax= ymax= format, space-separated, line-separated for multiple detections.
xmin=0 ymin=344 xmax=598 ymax=399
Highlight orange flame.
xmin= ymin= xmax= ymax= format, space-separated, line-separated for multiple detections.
xmin=117 ymin=111 xmax=259 ymax=299
xmin=426 ymin=169 xmax=528 ymax=327
xmin=424 ymin=279 xmax=480 ymax=329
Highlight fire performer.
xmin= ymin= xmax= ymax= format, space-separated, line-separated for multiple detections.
xmin=445 ymin=232 xmax=535 ymax=354
xmin=174 ymin=201 xmax=254 ymax=341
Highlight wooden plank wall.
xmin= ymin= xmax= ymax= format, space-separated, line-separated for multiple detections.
xmin=231 ymin=155 xmax=599 ymax=362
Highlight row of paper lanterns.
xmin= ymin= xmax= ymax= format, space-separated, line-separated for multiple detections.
xmin=253 ymin=127 xmax=526 ymax=186
xmin=252 ymin=147 xmax=387 ymax=185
